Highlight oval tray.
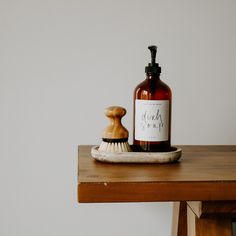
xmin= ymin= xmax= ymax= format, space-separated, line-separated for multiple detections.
xmin=91 ymin=146 xmax=182 ymax=163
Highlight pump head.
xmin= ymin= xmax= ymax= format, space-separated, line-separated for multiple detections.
xmin=145 ymin=45 xmax=161 ymax=75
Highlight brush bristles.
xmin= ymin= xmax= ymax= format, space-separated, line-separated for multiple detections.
xmin=98 ymin=141 xmax=131 ymax=152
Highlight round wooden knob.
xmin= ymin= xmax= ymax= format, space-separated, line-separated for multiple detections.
xmin=102 ymin=106 xmax=129 ymax=140
xmin=105 ymin=106 xmax=126 ymax=119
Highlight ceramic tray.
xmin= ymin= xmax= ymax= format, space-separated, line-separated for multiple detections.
xmin=91 ymin=145 xmax=182 ymax=164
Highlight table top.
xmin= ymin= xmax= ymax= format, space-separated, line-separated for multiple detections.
xmin=78 ymin=145 xmax=236 ymax=203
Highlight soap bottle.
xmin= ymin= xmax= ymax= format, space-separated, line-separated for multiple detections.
xmin=133 ymin=46 xmax=172 ymax=152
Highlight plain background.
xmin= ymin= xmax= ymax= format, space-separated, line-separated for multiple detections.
xmin=1 ymin=0 xmax=236 ymax=235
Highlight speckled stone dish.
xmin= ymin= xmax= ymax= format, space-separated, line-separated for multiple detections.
xmin=91 ymin=146 xmax=182 ymax=164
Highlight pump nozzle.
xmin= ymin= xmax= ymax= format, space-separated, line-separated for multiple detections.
xmin=145 ymin=45 xmax=161 ymax=75
xmin=148 ymin=45 xmax=157 ymax=65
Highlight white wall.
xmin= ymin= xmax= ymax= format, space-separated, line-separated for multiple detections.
xmin=1 ymin=0 xmax=236 ymax=235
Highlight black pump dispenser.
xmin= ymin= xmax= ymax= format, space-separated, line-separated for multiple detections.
xmin=145 ymin=45 xmax=161 ymax=75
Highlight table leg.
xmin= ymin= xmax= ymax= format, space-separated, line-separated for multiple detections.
xmin=171 ymin=201 xmax=187 ymax=236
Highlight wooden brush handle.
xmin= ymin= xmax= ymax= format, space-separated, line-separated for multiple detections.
xmin=102 ymin=106 xmax=129 ymax=140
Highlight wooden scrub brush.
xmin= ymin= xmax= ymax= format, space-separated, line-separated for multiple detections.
xmin=98 ymin=106 xmax=131 ymax=152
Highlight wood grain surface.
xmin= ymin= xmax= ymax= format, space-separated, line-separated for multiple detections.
xmin=78 ymin=145 xmax=236 ymax=203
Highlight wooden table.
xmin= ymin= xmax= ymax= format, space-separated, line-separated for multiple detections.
xmin=78 ymin=145 xmax=236 ymax=236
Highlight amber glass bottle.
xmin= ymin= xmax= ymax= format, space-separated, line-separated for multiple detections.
xmin=133 ymin=46 xmax=172 ymax=152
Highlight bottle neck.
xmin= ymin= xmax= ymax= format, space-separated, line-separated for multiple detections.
xmin=146 ymin=73 xmax=160 ymax=80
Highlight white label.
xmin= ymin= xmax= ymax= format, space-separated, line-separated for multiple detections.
xmin=135 ymin=100 xmax=169 ymax=141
